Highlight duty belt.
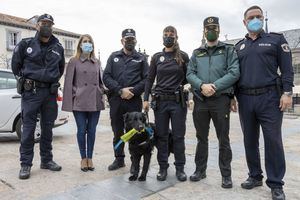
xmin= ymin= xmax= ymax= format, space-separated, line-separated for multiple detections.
xmin=238 ymin=85 xmax=276 ymax=95
xmin=157 ymin=94 xmax=177 ymax=101
xmin=25 ymin=79 xmax=51 ymax=88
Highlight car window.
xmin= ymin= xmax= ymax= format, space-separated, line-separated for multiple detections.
xmin=0 ymin=71 xmax=17 ymax=89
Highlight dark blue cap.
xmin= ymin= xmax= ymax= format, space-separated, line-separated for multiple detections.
xmin=37 ymin=14 xmax=54 ymax=24
xmin=122 ymin=28 xmax=136 ymax=38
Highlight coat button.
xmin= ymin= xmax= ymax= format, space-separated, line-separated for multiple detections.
xmin=94 ymin=84 xmax=97 ymax=86
xmin=85 ymin=83 xmax=87 ymax=86
xmin=84 ymin=71 xmax=87 ymax=73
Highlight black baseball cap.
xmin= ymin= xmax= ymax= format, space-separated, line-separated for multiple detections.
xmin=203 ymin=16 xmax=219 ymax=27
xmin=37 ymin=14 xmax=54 ymax=24
xmin=122 ymin=28 xmax=136 ymax=38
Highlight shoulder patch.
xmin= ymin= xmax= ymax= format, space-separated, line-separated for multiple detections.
xmin=281 ymin=43 xmax=291 ymax=52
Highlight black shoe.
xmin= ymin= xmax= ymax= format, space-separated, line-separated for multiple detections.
xmin=108 ymin=159 xmax=125 ymax=171
xmin=189 ymin=171 xmax=206 ymax=182
xmin=40 ymin=160 xmax=62 ymax=171
xmin=241 ymin=177 xmax=263 ymax=189
xmin=176 ymin=170 xmax=187 ymax=182
xmin=222 ymin=176 xmax=233 ymax=188
xmin=157 ymin=168 xmax=167 ymax=181
xmin=19 ymin=166 xmax=31 ymax=180
xmin=271 ymin=188 xmax=285 ymax=200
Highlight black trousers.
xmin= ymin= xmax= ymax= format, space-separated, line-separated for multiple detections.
xmin=154 ymin=100 xmax=187 ymax=170
xmin=237 ymin=90 xmax=285 ymax=189
xmin=108 ymin=96 xmax=142 ymax=159
xmin=20 ymin=88 xmax=58 ymax=166
xmin=192 ymin=95 xmax=232 ymax=177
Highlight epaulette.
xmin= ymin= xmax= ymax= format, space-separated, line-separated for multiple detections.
xmin=235 ymin=38 xmax=245 ymax=46
xmin=270 ymin=32 xmax=283 ymax=36
xmin=22 ymin=37 xmax=33 ymax=44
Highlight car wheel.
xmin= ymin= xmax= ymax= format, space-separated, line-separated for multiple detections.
xmin=16 ymin=117 xmax=41 ymax=143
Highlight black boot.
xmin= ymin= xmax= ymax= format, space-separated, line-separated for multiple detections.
xmin=241 ymin=177 xmax=263 ymax=189
xmin=271 ymin=188 xmax=285 ymax=200
xmin=189 ymin=170 xmax=206 ymax=182
xmin=40 ymin=160 xmax=62 ymax=171
xmin=108 ymin=159 xmax=125 ymax=171
xmin=176 ymin=169 xmax=187 ymax=182
xmin=157 ymin=168 xmax=167 ymax=181
xmin=222 ymin=176 xmax=233 ymax=188
xmin=19 ymin=166 xmax=31 ymax=180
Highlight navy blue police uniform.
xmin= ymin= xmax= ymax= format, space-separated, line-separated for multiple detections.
xmin=11 ymin=25 xmax=65 ymax=168
xmin=144 ymin=50 xmax=189 ymax=173
xmin=103 ymin=47 xmax=148 ymax=165
xmin=235 ymin=31 xmax=294 ymax=189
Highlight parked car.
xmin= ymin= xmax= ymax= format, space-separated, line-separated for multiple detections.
xmin=0 ymin=69 xmax=68 ymax=142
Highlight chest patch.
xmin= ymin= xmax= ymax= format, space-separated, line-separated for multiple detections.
xmin=26 ymin=47 xmax=33 ymax=54
xmin=159 ymin=56 xmax=165 ymax=62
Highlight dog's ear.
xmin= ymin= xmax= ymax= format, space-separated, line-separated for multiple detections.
xmin=142 ymin=113 xmax=147 ymax=123
xmin=123 ymin=113 xmax=129 ymax=122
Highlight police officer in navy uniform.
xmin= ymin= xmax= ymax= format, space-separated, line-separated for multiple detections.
xmin=187 ymin=17 xmax=240 ymax=188
xmin=103 ymin=29 xmax=149 ymax=171
xmin=235 ymin=6 xmax=293 ymax=200
xmin=11 ymin=14 xmax=65 ymax=179
xmin=143 ymin=26 xmax=189 ymax=181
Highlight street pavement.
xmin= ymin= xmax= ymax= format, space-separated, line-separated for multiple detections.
xmin=0 ymin=109 xmax=299 ymax=200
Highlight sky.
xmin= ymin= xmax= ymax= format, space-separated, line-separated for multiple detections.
xmin=1 ymin=0 xmax=299 ymax=65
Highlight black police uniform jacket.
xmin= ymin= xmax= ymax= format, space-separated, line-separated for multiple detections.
xmin=235 ymin=31 xmax=294 ymax=92
xmin=103 ymin=49 xmax=149 ymax=96
xmin=11 ymin=33 xmax=65 ymax=83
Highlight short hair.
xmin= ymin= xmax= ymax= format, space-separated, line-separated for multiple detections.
xmin=244 ymin=5 xmax=263 ymax=19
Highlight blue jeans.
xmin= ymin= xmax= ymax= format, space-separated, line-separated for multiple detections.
xmin=73 ymin=111 xmax=100 ymax=159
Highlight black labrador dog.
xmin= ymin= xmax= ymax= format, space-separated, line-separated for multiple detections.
xmin=123 ymin=112 xmax=173 ymax=181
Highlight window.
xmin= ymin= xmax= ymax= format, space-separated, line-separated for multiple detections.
xmin=0 ymin=71 xmax=17 ymax=89
xmin=6 ymin=30 xmax=21 ymax=51
xmin=64 ymin=39 xmax=75 ymax=56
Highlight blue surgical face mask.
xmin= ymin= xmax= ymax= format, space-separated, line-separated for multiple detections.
xmin=247 ymin=17 xmax=263 ymax=33
xmin=81 ymin=42 xmax=93 ymax=53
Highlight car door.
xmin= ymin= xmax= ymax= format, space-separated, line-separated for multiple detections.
xmin=0 ymin=71 xmax=21 ymax=128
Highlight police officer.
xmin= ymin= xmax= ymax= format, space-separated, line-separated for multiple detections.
xmin=234 ymin=6 xmax=293 ymax=200
xmin=11 ymin=14 xmax=65 ymax=179
xmin=103 ymin=29 xmax=149 ymax=171
xmin=143 ymin=26 xmax=189 ymax=182
xmin=186 ymin=17 xmax=240 ymax=188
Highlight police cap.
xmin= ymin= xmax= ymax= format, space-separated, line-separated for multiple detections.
xmin=37 ymin=14 xmax=54 ymax=24
xmin=203 ymin=16 xmax=219 ymax=27
xmin=122 ymin=28 xmax=136 ymax=38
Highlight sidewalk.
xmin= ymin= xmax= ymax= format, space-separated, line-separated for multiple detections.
xmin=0 ymin=110 xmax=299 ymax=200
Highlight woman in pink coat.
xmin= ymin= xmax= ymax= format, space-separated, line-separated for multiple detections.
xmin=62 ymin=34 xmax=105 ymax=171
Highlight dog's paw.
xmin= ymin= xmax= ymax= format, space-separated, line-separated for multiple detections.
xmin=129 ymin=175 xmax=138 ymax=181
xmin=138 ymin=175 xmax=146 ymax=181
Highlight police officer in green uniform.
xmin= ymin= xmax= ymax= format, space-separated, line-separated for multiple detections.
xmin=187 ymin=16 xmax=240 ymax=188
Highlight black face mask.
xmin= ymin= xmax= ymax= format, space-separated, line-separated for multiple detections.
xmin=39 ymin=26 xmax=52 ymax=38
xmin=124 ymin=41 xmax=135 ymax=51
xmin=163 ymin=36 xmax=175 ymax=48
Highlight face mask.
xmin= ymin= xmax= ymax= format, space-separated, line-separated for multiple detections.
xmin=163 ymin=36 xmax=175 ymax=48
xmin=81 ymin=42 xmax=93 ymax=53
xmin=247 ymin=18 xmax=263 ymax=33
xmin=124 ymin=41 xmax=135 ymax=51
xmin=39 ymin=26 xmax=52 ymax=38
xmin=205 ymin=30 xmax=219 ymax=42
